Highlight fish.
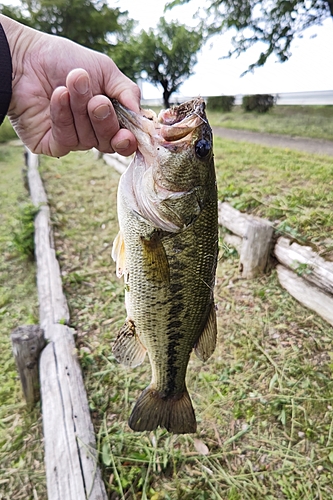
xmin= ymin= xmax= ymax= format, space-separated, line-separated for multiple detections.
xmin=111 ymin=97 xmax=218 ymax=434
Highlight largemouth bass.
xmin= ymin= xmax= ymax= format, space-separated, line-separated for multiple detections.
xmin=111 ymin=97 xmax=218 ymax=434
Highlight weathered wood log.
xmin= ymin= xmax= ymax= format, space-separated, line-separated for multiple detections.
xmin=11 ymin=325 xmax=46 ymax=406
xmin=239 ymin=218 xmax=274 ymax=278
xmin=274 ymin=237 xmax=333 ymax=295
xmin=223 ymin=233 xmax=242 ymax=253
xmin=102 ymin=152 xmax=130 ymax=175
xmin=34 ymin=206 xmax=70 ymax=331
xmin=277 ymin=265 xmax=333 ymax=327
xmin=26 ymin=151 xmax=47 ymax=205
xmin=40 ymin=324 xmax=107 ymax=500
xmin=218 ymin=201 xmax=249 ymax=237
xmin=26 ymin=149 xmax=69 ymax=330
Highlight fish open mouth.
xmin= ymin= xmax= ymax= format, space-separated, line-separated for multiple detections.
xmin=112 ymin=97 xmax=207 ymax=145
xmin=157 ymin=98 xmax=207 ymax=127
xmin=156 ymin=98 xmax=207 ymax=143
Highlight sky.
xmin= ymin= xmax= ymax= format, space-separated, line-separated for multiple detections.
xmin=115 ymin=0 xmax=333 ymax=100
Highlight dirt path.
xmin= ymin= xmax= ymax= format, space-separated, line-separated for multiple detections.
xmin=212 ymin=127 xmax=333 ymax=157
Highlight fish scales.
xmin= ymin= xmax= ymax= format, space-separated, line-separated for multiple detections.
xmin=111 ymin=98 xmax=218 ymax=433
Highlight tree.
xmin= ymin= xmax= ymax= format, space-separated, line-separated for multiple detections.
xmin=133 ymin=18 xmax=203 ymax=108
xmin=110 ymin=38 xmax=143 ymax=83
xmin=0 ymin=0 xmax=135 ymax=53
xmin=166 ymin=0 xmax=333 ymax=73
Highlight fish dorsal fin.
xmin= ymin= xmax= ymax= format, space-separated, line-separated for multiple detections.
xmin=112 ymin=319 xmax=146 ymax=367
xmin=112 ymin=230 xmax=126 ymax=278
xmin=194 ymin=303 xmax=217 ymax=362
xmin=140 ymin=232 xmax=170 ymax=284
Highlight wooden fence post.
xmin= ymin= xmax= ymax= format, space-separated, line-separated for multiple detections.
xmin=239 ymin=218 xmax=274 ymax=278
xmin=218 ymin=202 xmax=274 ymax=278
xmin=11 ymin=325 xmax=46 ymax=406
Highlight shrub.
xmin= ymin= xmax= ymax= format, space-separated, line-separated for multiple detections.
xmin=207 ymin=95 xmax=235 ymax=112
xmin=242 ymin=94 xmax=276 ymax=113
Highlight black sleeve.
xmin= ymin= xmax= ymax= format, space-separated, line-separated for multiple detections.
xmin=0 ymin=22 xmax=13 ymax=125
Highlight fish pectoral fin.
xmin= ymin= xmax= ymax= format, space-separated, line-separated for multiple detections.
xmin=129 ymin=387 xmax=196 ymax=434
xmin=194 ymin=303 xmax=217 ymax=362
xmin=112 ymin=230 xmax=126 ymax=278
xmin=141 ymin=232 xmax=170 ymax=284
xmin=112 ymin=319 xmax=146 ymax=367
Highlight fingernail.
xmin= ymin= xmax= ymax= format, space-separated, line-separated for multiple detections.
xmin=115 ymin=139 xmax=130 ymax=150
xmin=74 ymin=74 xmax=89 ymax=95
xmin=93 ymin=104 xmax=110 ymax=120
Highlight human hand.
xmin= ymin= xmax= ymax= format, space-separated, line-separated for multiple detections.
xmin=1 ymin=15 xmax=140 ymax=157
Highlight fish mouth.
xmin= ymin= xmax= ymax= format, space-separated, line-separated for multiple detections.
xmin=111 ymin=97 xmax=207 ymax=146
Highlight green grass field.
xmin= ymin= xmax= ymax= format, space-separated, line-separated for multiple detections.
xmin=207 ymin=105 xmax=333 ymax=141
xmin=1 ymin=134 xmax=333 ymax=499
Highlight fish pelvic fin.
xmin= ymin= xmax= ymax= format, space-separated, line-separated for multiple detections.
xmin=112 ymin=230 xmax=126 ymax=278
xmin=128 ymin=387 xmax=196 ymax=434
xmin=112 ymin=319 xmax=146 ymax=367
xmin=194 ymin=302 xmax=217 ymax=362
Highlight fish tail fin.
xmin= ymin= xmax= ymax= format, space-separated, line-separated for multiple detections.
xmin=128 ymin=386 xmax=197 ymax=434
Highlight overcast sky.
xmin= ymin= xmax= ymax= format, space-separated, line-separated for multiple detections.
xmin=116 ymin=0 xmax=333 ymax=99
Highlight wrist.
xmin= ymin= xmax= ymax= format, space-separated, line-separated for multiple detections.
xmin=0 ymin=15 xmax=39 ymax=90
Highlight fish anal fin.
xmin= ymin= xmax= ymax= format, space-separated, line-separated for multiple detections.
xmin=129 ymin=387 xmax=196 ymax=434
xmin=112 ymin=319 xmax=146 ymax=367
xmin=112 ymin=230 xmax=126 ymax=278
xmin=140 ymin=232 xmax=170 ymax=284
xmin=194 ymin=303 xmax=217 ymax=362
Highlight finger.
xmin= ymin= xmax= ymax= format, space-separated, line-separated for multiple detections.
xmin=111 ymin=128 xmax=137 ymax=157
xmin=66 ymin=68 xmax=97 ymax=149
xmin=87 ymin=95 xmax=118 ymax=153
xmin=49 ymin=86 xmax=79 ymax=156
xmin=87 ymin=95 xmax=137 ymax=155
xmin=104 ymin=67 xmax=141 ymax=114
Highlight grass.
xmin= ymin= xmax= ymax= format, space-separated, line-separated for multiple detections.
xmin=1 ymin=134 xmax=333 ymax=498
xmin=207 ymin=105 xmax=333 ymax=142
xmin=0 ymin=117 xmax=18 ymax=144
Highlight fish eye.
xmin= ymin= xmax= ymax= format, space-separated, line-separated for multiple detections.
xmin=195 ymin=139 xmax=211 ymax=159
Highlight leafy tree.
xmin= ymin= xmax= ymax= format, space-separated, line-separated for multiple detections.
xmin=132 ymin=18 xmax=203 ymax=108
xmin=111 ymin=38 xmax=143 ymax=83
xmin=166 ymin=0 xmax=333 ymax=73
xmin=0 ymin=0 xmax=135 ymax=53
